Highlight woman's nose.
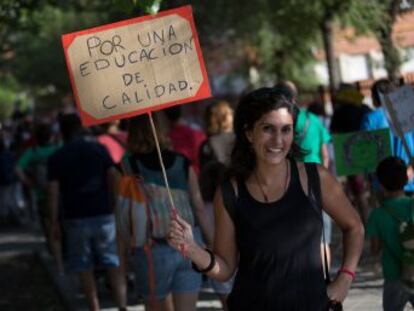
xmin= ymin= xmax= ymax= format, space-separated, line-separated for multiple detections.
xmin=272 ymin=132 xmax=282 ymax=144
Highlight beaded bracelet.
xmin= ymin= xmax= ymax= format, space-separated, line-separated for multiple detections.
xmin=191 ymin=248 xmax=215 ymax=274
xmin=338 ymin=267 xmax=355 ymax=280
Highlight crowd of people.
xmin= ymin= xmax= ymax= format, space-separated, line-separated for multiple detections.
xmin=1 ymin=77 xmax=414 ymax=310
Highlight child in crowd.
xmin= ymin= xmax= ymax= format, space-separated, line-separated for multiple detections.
xmin=367 ymin=156 xmax=414 ymax=311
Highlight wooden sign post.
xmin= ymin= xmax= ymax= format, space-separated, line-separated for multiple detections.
xmin=62 ymin=6 xmax=212 ymax=240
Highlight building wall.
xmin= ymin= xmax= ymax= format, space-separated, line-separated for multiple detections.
xmin=314 ymin=11 xmax=414 ymax=85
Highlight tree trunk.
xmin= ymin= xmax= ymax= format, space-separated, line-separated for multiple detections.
xmin=376 ymin=0 xmax=402 ymax=84
xmin=377 ymin=26 xmax=401 ymax=83
xmin=321 ymin=18 xmax=339 ymax=100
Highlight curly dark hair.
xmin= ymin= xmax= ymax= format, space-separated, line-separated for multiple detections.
xmin=229 ymin=87 xmax=304 ymax=180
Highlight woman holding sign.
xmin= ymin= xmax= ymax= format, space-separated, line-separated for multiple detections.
xmin=123 ymin=112 xmax=213 ymax=311
xmin=168 ymin=87 xmax=364 ymax=310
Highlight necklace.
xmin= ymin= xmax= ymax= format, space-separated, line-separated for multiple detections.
xmin=254 ymin=159 xmax=290 ymax=203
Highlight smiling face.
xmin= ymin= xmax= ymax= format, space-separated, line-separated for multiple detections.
xmin=246 ymin=108 xmax=294 ymax=166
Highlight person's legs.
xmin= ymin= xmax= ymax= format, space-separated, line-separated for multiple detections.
xmin=134 ymin=244 xmax=175 ymax=310
xmin=383 ymin=279 xmax=409 ymax=311
xmin=107 ymin=267 xmax=128 ymax=310
xmin=79 ymin=270 xmax=100 ymax=311
xmin=165 ymin=294 xmax=175 ymax=311
xmin=50 ymin=233 xmax=64 ymax=275
xmin=170 ymin=248 xmax=201 ymax=311
xmin=144 ymin=297 xmax=171 ymax=311
xmin=91 ymin=215 xmax=126 ymax=309
xmin=218 ymin=294 xmax=229 ymax=311
xmin=348 ymin=175 xmax=370 ymax=225
xmin=209 ymin=276 xmax=233 ymax=311
xmin=172 ymin=292 xmax=198 ymax=311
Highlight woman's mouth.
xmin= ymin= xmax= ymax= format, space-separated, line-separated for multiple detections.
xmin=267 ymin=147 xmax=283 ymax=154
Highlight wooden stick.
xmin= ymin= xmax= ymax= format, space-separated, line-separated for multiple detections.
xmin=147 ymin=111 xmax=177 ymax=214
xmin=148 ymin=111 xmax=186 ymax=256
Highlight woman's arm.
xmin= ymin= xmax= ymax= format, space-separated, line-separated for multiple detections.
xmin=169 ymin=186 xmax=238 ymax=282
xmin=318 ymin=165 xmax=364 ymax=302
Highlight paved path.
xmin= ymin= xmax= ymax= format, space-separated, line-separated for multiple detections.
xmin=2 ymin=222 xmax=414 ymax=311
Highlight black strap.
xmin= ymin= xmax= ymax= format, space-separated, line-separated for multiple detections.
xmin=305 ymin=162 xmax=322 ymax=212
xmin=383 ymin=199 xmax=414 ymax=224
xmin=304 ymin=163 xmax=330 ymax=283
xmin=220 ymin=179 xmax=236 ymax=222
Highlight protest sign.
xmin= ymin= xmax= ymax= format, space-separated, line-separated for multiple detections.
xmin=62 ymin=5 xmax=211 ymax=126
xmin=386 ymin=85 xmax=414 ymax=133
xmin=333 ymin=129 xmax=391 ymax=176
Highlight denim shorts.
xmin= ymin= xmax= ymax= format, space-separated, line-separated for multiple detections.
xmin=63 ymin=214 xmax=119 ymax=273
xmin=133 ymin=228 xmax=202 ymax=300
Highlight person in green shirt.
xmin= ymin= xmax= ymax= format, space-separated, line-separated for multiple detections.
xmin=295 ymin=108 xmax=331 ymax=166
xmin=367 ymin=156 xmax=414 ymax=311
xmin=15 ymin=122 xmax=59 ymax=228
xmin=16 ymin=123 xmax=59 ymax=200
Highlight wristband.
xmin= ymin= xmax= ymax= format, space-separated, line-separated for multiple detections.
xmin=338 ymin=267 xmax=355 ymax=280
xmin=192 ymin=248 xmax=215 ymax=274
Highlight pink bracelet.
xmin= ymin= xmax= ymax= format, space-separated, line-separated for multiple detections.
xmin=338 ymin=267 xmax=356 ymax=280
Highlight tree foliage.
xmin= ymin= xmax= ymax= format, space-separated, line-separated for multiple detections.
xmin=2 ymin=0 xmax=414 ymax=119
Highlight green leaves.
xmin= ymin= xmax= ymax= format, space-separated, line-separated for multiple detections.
xmin=112 ymin=0 xmax=162 ymax=14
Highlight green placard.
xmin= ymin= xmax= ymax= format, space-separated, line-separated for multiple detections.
xmin=333 ymin=129 xmax=391 ymax=176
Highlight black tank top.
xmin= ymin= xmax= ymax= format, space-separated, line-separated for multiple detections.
xmin=227 ymin=158 xmax=329 ymax=311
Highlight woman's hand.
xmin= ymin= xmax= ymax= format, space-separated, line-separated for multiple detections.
xmin=327 ymin=273 xmax=353 ymax=303
xmin=167 ymin=213 xmax=197 ymax=254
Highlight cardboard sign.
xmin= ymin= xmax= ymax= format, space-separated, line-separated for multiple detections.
xmin=333 ymin=129 xmax=391 ymax=176
xmin=386 ymin=85 xmax=414 ymax=133
xmin=62 ymin=5 xmax=211 ymax=126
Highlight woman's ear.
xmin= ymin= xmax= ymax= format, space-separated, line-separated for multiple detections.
xmin=245 ymin=129 xmax=253 ymax=143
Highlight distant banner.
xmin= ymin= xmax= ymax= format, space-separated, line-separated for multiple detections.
xmin=62 ymin=5 xmax=211 ymax=126
xmin=333 ymin=129 xmax=391 ymax=176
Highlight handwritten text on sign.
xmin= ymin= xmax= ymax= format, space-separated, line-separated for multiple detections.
xmin=62 ymin=6 xmax=210 ymax=126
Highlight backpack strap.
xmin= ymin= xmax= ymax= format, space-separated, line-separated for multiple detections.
xmin=304 ymin=162 xmax=322 ymax=216
xmin=384 ymin=206 xmax=403 ymax=223
xmin=119 ymin=155 xmax=151 ymax=249
xmin=384 ymin=198 xmax=414 ymax=224
xmin=220 ymin=179 xmax=236 ymax=223
xmin=304 ymin=162 xmax=330 ymax=282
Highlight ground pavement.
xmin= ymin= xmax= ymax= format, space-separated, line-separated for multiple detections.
xmin=1 ymin=222 xmax=414 ymax=310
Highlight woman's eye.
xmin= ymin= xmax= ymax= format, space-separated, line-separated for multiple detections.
xmin=282 ymin=126 xmax=292 ymax=134
xmin=262 ymin=125 xmax=273 ymax=132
